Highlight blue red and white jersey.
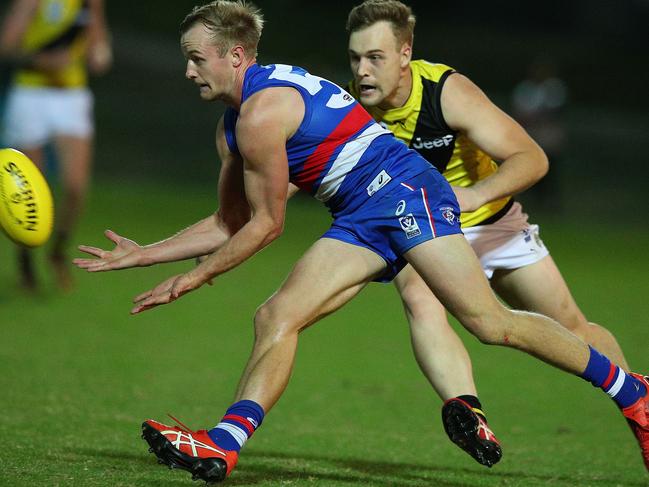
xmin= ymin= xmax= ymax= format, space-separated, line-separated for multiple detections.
xmin=223 ymin=63 xmax=431 ymax=214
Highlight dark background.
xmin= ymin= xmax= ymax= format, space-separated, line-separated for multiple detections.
xmin=6 ymin=0 xmax=649 ymax=221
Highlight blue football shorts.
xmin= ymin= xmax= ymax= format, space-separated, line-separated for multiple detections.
xmin=323 ymin=168 xmax=462 ymax=282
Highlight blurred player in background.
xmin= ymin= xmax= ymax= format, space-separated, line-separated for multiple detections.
xmin=511 ymin=55 xmax=568 ymax=211
xmin=344 ymin=0 xmax=633 ymax=466
xmin=74 ymin=1 xmax=649 ymax=482
xmin=0 ymin=0 xmax=111 ymax=290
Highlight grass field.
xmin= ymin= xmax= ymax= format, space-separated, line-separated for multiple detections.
xmin=1 ymin=180 xmax=648 ymax=486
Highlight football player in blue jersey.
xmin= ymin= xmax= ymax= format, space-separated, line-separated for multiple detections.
xmin=74 ymin=1 xmax=649 ymax=482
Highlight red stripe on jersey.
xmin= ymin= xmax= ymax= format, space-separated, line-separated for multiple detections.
xmin=421 ymin=187 xmax=437 ymax=238
xmin=222 ymin=414 xmax=255 ymax=435
xmin=601 ymin=364 xmax=618 ymax=390
xmin=296 ymin=103 xmax=372 ymax=192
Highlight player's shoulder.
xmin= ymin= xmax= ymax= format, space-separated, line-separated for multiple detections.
xmin=243 ymin=83 xmax=302 ymax=109
xmin=239 ymin=86 xmax=304 ymax=141
xmin=411 ymin=60 xmax=456 ymax=82
xmin=246 ymin=63 xmax=307 ymax=83
xmin=243 ymin=63 xmax=312 ymax=101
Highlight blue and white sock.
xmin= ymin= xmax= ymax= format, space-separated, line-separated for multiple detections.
xmin=207 ymin=400 xmax=265 ymax=452
xmin=581 ymin=346 xmax=645 ymax=408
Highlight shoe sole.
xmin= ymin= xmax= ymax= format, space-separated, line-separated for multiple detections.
xmin=141 ymin=422 xmax=227 ymax=483
xmin=441 ymin=401 xmax=502 ymax=468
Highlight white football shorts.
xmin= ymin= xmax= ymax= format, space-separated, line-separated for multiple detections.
xmin=463 ymin=201 xmax=549 ymax=279
xmin=2 ymin=86 xmax=94 ymax=148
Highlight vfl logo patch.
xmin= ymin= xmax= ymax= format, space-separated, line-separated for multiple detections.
xmin=439 ymin=207 xmax=457 ymax=225
xmin=399 ymin=213 xmax=421 ymax=239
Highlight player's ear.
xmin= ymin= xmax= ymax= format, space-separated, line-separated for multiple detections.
xmin=231 ymin=45 xmax=246 ymax=67
xmin=400 ymin=42 xmax=412 ymax=68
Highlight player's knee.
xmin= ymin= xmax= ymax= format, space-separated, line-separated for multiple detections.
xmin=471 ymin=322 xmax=504 ymax=345
xmin=577 ymin=321 xmax=615 ymax=346
xmin=253 ymin=299 xmax=300 ymax=342
xmin=556 ymin=310 xmax=589 ymax=337
xmin=546 ymin=296 xmax=588 ymax=335
xmin=399 ymin=281 xmax=440 ymax=323
xmin=462 ymin=310 xmax=512 ymax=346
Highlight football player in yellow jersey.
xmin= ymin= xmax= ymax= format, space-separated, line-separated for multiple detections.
xmin=0 ymin=0 xmax=111 ymax=290
xmin=341 ymin=0 xmax=635 ymax=468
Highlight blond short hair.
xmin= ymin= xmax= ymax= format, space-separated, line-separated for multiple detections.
xmin=346 ymin=0 xmax=415 ymax=47
xmin=180 ymin=1 xmax=264 ymax=57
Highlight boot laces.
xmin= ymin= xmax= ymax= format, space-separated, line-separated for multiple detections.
xmin=167 ymin=413 xmax=195 ymax=434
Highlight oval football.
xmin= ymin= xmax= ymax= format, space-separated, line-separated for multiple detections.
xmin=0 ymin=148 xmax=54 ymax=247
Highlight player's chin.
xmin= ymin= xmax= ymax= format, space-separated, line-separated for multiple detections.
xmin=198 ymin=86 xmax=214 ymax=99
xmin=359 ymin=91 xmax=382 ymax=107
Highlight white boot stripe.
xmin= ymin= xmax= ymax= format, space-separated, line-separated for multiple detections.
xmin=161 ymin=429 xmax=226 ymax=456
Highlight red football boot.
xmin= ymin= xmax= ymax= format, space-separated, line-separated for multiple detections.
xmin=621 ymin=373 xmax=649 ymax=471
xmin=441 ymin=397 xmax=502 ymax=468
xmin=142 ymin=417 xmax=238 ymax=483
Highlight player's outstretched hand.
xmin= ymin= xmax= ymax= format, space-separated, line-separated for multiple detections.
xmin=74 ymin=229 xmax=145 ymax=272
xmin=130 ymin=272 xmax=206 ymax=314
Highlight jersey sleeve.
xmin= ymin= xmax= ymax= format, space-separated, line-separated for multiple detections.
xmin=223 ymin=107 xmax=240 ymax=155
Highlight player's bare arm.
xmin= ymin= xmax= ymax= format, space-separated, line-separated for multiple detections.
xmin=0 ymin=0 xmax=71 ymax=71
xmin=73 ymin=214 xmax=231 ymax=272
xmin=195 ymin=126 xmax=299 ymax=267
xmin=442 ymin=73 xmax=548 ymax=212
xmin=215 ymin=114 xmax=252 ymax=233
xmin=0 ymin=0 xmax=37 ymax=51
xmin=74 ymin=114 xmax=254 ymax=273
xmin=130 ymin=87 xmax=303 ymax=314
xmin=86 ymin=0 xmax=112 ymax=75
xmin=185 ymin=88 xmax=304 ymax=280
xmin=0 ymin=0 xmax=37 ymax=62
xmin=75 ymin=160 xmax=242 ymax=272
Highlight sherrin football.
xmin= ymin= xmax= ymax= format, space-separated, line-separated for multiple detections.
xmin=0 ymin=148 xmax=54 ymax=247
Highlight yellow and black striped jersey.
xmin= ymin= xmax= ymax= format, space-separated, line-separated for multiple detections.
xmin=349 ymin=60 xmax=511 ymax=227
xmin=14 ymin=0 xmax=90 ymax=88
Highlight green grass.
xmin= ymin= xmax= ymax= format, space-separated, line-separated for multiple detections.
xmin=1 ymin=180 xmax=647 ymax=486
